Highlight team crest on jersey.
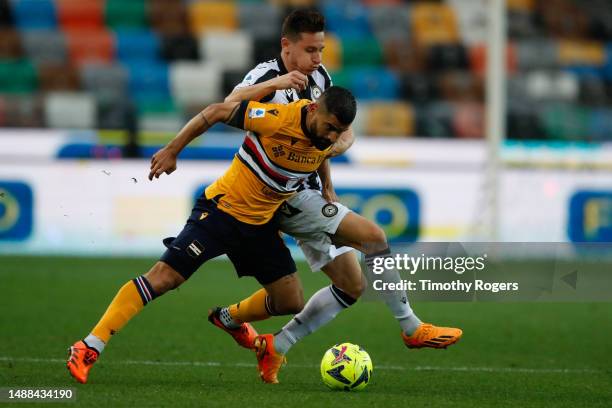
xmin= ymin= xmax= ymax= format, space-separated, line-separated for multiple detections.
xmin=186 ymin=240 xmax=204 ymax=258
xmin=248 ymin=108 xmax=266 ymax=119
xmin=311 ymin=85 xmax=322 ymax=100
xmin=322 ymin=203 xmax=339 ymax=217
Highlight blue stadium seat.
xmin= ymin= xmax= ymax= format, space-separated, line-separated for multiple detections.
xmin=12 ymin=0 xmax=57 ymax=30
xmin=115 ymin=29 xmax=160 ymax=64
xmin=588 ymin=108 xmax=612 ymax=141
xmin=322 ymin=3 xmax=372 ymax=39
xmin=348 ymin=68 xmax=399 ymax=100
xmin=125 ymin=61 xmax=170 ymax=102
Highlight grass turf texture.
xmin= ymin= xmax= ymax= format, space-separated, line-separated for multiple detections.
xmin=1 ymin=256 xmax=611 ymax=407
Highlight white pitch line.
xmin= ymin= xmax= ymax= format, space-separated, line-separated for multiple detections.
xmin=0 ymin=357 xmax=605 ymax=374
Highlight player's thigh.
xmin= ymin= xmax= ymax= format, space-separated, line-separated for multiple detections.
xmin=279 ymin=189 xmax=350 ymax=237
xmin=321 ymin=251 xmax=365 ymax=299
xmin=333 ymin=212 xmax=387 ymax=254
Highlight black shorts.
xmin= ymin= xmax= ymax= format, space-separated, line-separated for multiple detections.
xmin=160 ymin=195 xmax=297 ymax=285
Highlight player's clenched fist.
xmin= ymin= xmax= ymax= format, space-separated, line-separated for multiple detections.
xmin=148 ymin=146 xmax=177 ymax=180
xmin=274 ymin=70 xmax=308 ymax=92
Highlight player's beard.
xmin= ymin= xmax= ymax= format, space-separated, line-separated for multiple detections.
xmin=309 ymin=128 xmax=333 ymax=150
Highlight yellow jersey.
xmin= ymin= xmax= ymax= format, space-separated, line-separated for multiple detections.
xmin=205 ymin=99 xmax=331 ymax=225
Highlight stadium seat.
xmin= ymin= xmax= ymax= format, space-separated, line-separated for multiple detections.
xmin=538 ymin=0 xmax=589 ymax=39
xmin=0 ymin=60 xmax=37 ymax=93
xmin=2 ymin=94 xmax=44 ymax=127
xmin=188 ymin=1 xmax=237 ymax=35
xmin=399 ymin=73 xmax=439 ymax=104
xmin=588 ymin=108 xmax=612 ymax=141
xmin=148 ymin=0 xmax=188 ymax=36
xmin=0 ymin=29 xmax=22 ymax=59
xmin=105 ymin=0 xmax=146 ymax=29
xmin=367 ymin=4 xmax=410 ymax=44
xmin=507 ymin=10 xmax=540 ymax=39
xmin=0 ymin=96 xmax=6 ymax=126
xmin=328 ymin=69 xmax=352 ymax=89
xmin=341 ymin=37 xmax=383 ymax=67
xmin=426 ymin=43 xmax=469 ymax=72
xmin=38 ymin=64 xmax=80 ymax=91
xmin=160 ymin=34 xmax=200 ymax=61
xmin=125 ymin=61 xmax=170 ymax=102
xmin=507 ymin=0 xmax=535 ymax=12
xmin=416 ymin=101 xmax=456 ymax=138
xmin=558 ymin=40 xmax=605 ymax=67
xmin=526 ymin=70 xmax=579 ymax=102
xmin=0 ymin=0 xmax=13 ymax=27
xmin=383 ymin=38 xmax=424 ymax=73
xmin=322 ymin=32 xmax=341 ymax=71
xmin=540 ymin=103 xmax=588 ymax=140
xmin=97 ymin=98 xmax=136 ymax=130
xmin=222 ymin=70 xmax=248 ymax=98
xmin=347 ymin=68 xmax=399 ymax=100
xmin=44 ymin=91 xmax=96 ymax=129
xmin=169 ymin=62 xmax=221 ymax=106
xmin=437 ymin=71 xmax=483 ymax=102
xmin=252 ymin=36 xmax=279 ymax=64
xmin=323 ymin=3 xmax=372 ymax=39
xmin=516 ymin=39 xmax=559 ymax=70
xmin=65 ymin=29 xmax=114 ymax=66
xmin=447 ymin=0 xmax=487 ymax=46
xmin=452 ymin=102 xmax=485 ymax=139
xmin=364 ymin=102 xmax=414 ymax=137
xmin=139 ymin=112 xmax=183 ymax=133
xmin=12 ymin=0 xmax=57 ymax=30
xmin=469 ymin=43 xmax=518 ymax=76
xmin=238 ymin=2 xmax=280 ymax=40
xmin=22 ymin=30 xmax=67 ymax=65
xmin=507 ymin=105 xmax=545 ymax=140
xmin=115 ymin=30 xmax=160 ymax=64
xmin=411 ymin=3 xmax=460 ymax=47
xmin=80 ymin=63 xmax=128 ymax=102
xmin=56 ymin=0 xmax=103 ymax=31
xmin=199 ymin=31 xmax=253 ymax=71
xmin=578 ymin=74 xmax=610 ymax=105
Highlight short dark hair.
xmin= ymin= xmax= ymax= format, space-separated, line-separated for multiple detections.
xmin=281 ymin=9 xmax=325 ymax=41
xmin=320 ymin=86 xmax=357 ymax=126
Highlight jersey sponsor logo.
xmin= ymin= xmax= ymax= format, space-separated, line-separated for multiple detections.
xmin=322 ymin=203 xmax=339 ymax=217
xmin=287 ymin=151 xmax=325 ymax=165
xmin=0 ymin=181 xmax=33 ymax=241
xmin=271 ymin=146 xmax=285 ymax=158
xmin=248 ymin=108 xmax=266 ymax=119
xmin=187 ymin=240 xmax=204 ymax=258
xmin=568 ymin=190 xmax=612 ymax=242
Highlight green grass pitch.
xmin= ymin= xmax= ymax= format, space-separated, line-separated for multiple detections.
xmin=1 ymin=256 xmax=611 ymax=407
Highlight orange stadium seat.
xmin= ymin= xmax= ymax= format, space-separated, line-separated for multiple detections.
xmin=148 ymin=0 xmax=188 ymax=36
xmin=322 ymin=32 xmax=342 ymax=71
xmin=56 ymin=0 xmax=104 ymax=31
xmin=365 ymin=102 xmax=415 ymax=137
xmin=469 ymin=43 xmax=518 ymax=77
xmin=558 ymin=40 xmax=606 ymax=66
xmin=65 ymin=29 xmax=114 ymax=66
xmin=411 ymin=3 xmax=459 ymax=47
xmin=452 ymin=102 xmax=484 ymax=139
xmin=188 ymin=1 xmax=237 ymax=35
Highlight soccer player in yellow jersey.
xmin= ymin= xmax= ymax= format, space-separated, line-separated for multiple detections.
xmin=66 ymin=86 xmax=357 ymax=384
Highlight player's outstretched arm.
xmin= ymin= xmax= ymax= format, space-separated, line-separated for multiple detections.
xmin=224 ymin=70 xmax=308 ymax=103
xmin=148 ymin=101 xmax=241 ymax=180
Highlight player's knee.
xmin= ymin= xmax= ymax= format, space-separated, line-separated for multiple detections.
xmin=144 ymin=262 xmax=185 ymax=294
xmin=362 ymin=223 xmax=388 ymax=254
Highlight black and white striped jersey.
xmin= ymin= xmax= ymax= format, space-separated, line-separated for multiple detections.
xmin=233 ymin=55 xmax=333 ymax=192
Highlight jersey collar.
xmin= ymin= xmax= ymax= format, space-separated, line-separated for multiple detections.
xmin=277 ymin=54 xmax=289 ymax=75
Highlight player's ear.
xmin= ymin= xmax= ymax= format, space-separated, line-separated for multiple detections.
xmin=307 ymin=103 xmax=319 ymax=113
xmin=281 ymin=37 xmax=291 ymax=49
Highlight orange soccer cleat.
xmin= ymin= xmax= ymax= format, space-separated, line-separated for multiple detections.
xmin=401 ymin=323 xmax=463 ymax=349
xmin=66 ymin=340 xmax=99 ymax=384
xmin=208 ymin=307 xmax=258 ymax=350
xmin=253 ymin=334 xmax=286 ymax=384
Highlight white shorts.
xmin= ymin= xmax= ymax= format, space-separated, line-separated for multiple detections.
xmin=278 ymin=189 xmax=354 ymax=271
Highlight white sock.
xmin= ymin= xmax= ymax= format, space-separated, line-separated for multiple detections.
xmin=365 ymin=252 xmax=422 ymax=336
xmin=219 ymin=307 xmax=241 ymax=329
xmin=84 ymin=334 xmax=105 ymax=354
xmin=274 ymin=285 xmax=356 ymax=355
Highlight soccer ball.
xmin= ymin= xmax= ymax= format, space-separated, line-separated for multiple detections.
xmin=320 ymin=343 xmax=373 ymax=391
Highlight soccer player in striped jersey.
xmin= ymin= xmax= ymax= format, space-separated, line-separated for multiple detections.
xmin=208 ymin=10 xmax=462 ymax=383
xmin=66 ymin=86 xmax=357 ymax=384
